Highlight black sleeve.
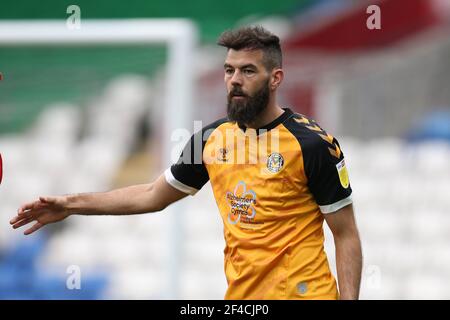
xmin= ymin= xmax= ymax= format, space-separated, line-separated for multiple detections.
xmin=303 ymin=135 xmax=353 ymax=213
xmin=164 ymin=118 xmax=228 ymax=195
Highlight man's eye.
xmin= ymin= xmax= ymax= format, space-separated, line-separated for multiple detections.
xmin=225 ymin=69 xmax=234 ymax=75
xmin=243 ymin=69 xmax=255 ymax=75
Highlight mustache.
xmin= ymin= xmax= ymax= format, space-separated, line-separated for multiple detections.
xmin=229 ymin=87 xmax=248 ymax=97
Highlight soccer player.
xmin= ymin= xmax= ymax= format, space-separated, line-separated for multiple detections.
xmin=10 ymin=26 xmax=362 ymax=300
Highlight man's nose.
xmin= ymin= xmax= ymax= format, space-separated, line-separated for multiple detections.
xmin=230 ymin=69 xmax=243 ymax=86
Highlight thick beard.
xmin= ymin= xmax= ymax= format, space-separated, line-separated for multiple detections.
xmin=227 ymin=79 xmax=270 ymax=126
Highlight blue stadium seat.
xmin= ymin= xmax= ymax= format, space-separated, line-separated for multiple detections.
xmin=0 ymin=233 xmax=108 ymax=300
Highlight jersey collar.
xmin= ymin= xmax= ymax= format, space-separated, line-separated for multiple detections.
xmin=237 ymin=107 xmax=294 ymax=135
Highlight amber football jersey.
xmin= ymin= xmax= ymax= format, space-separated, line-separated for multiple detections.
xmin=164 ymin=108 xmax=352 ymax=299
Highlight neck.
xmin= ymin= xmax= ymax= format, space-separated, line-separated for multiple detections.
xmin=245 ymin=98 xmax=284 ymax=129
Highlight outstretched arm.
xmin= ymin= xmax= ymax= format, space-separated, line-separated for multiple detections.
xmin=324 ymin=203 xmax=363 ymax=300
xmin=10 ymin=173 xmax=188 ymax=235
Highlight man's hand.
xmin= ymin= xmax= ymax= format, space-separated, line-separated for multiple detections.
xmin=10 ymin=196 xmax=71 ymax=235
xmin=10 ymin=173 xmax=189 ymax=235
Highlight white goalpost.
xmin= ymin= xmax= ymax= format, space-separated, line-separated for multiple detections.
xmin=0 ymin=19 xmax=198 ymax=298
xmin=0 ymin=19 xmax=196 ymax=160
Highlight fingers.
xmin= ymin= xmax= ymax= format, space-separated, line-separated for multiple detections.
xmin=24 ymin=222 xmax=43 ymax=235
xmin=11 ymin=216 xmax=35 ymax=230
xmin=13 ymin=196 xmax=55 ymax=235
xmin=17 ymin=196 xmax=54 ymax=216
xmin=18 ymin=201 xmax=38 ymax=215
xmin=10 ymin=213 xmax=31 ymax=225
xmin=11 ymin=206 xmax=45 ymax=227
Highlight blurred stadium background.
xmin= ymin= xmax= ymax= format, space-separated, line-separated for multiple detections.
xmin=1 ymin=0 xmax=450 ymax=299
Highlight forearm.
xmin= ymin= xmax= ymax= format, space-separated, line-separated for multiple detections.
xmin=66 ymin=183 xmax=163 ymax=216
xmin=334 ymin=234 xmax=363 ymax=300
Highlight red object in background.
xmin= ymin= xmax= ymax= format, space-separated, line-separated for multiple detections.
xmin=0 ymin=72 xmax=3 ymax=81
xmin=0 ymin=153 xmax=3 ymax=184
xmin=285 ymin=0 xmax=442 ymax=51
xmin=283 ymin=0 xmax=444 ymax=118
xmin=285 ymin=83 xmax=315 ymax=117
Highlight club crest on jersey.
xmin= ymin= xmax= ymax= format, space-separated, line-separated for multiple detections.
xmin=267 ymin=152 xmax=284 ymax=173
xmin=336 ymin=159 xmax=350 ymax=189
xmin=217 ymin=147 xmax=229 ymax=162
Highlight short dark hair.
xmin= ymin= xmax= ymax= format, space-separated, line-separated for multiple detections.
xmin=217 ymin=26 xmax=282 ymax=70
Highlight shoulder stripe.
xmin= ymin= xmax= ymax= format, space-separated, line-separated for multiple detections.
xmin=293 ymin=114 xmax=341 ymax=159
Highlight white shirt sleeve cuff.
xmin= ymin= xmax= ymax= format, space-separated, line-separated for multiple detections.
xmin=319 ymin=194 xmax=353 ymax=214
xmin=164 ymin=168 xmax=199 ymax=196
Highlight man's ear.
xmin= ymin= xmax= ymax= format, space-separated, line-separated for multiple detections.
xmin=270 ymin=68 xmax=284 ymax=90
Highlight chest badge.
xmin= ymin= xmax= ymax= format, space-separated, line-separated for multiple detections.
xmin=217 ymin=147 xmax=229 ymax=162
xmin=267 ymin=152 xmax=284 ymax=173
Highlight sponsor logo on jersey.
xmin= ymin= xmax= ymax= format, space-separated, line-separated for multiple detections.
xmin=336 ymin=158 xmax=350 ymax=189
xmin=226 ymin=181 xmax=257 ymax=226
xmin=267 ymin=152 xmax=284 ymax=173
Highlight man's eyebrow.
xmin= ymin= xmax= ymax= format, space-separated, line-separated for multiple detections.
xmin=224 ymin=63 xmax=258 ymax=69
xmin=240 ymin=64 xmax=257 ymax=69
